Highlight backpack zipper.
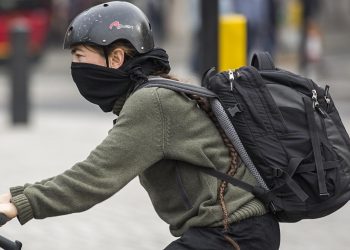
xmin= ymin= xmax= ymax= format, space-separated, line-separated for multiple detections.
xmin=311 ymin=89 xmax=319 ymax=108
xmin=312 ymin=89 xmax=327 ymax=118
xmin=228 ymin=69 xmax=235 ymax=91
xmin=228 ymin=69 xmax=241 ymax=91
xmin=324 ymin=85 xmax=331 ymax=111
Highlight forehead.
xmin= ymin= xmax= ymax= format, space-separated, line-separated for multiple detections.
xmin=71 ymin=44 xmax=101 ymax=55
xmin=71 ymin=44 xmax=86 ymax=52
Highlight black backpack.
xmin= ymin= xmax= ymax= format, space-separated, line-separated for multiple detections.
xmin=144 ymin=52 xmax=350 ymax=222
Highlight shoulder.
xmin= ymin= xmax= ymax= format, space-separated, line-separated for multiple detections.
xmin=123 ymin=87 xmax=159 ymax=111
xmin=123 ymin=84 xmax=195 ymax=115
xmin=114 ymin=87 xmax=163 ymax=131
xmin=118 ymin=87 xmax=168 ymax=122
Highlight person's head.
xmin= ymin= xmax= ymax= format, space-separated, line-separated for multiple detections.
xmin=63 ymin=1 xmax=171 ymax=113
xmin=64 ymin=1 xmax=154 ymax=68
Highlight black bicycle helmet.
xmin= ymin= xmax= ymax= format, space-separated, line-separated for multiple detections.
xmin=63 ymin=1 xmax=154 ymax=54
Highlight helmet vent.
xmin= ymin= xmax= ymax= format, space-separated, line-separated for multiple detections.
xmin=67 ymin=26 xmax=73 ymax=36
xmin=103 ymin=3 xmax=109 ymax=7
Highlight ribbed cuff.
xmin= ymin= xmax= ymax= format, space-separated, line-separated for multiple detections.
xmin=229 ymin=198 xmax=267 ymax=223
xmin=11 ymin=194 xmax=34 ymax=225
xmin=10 ymin=186 xmax=25 ymax=197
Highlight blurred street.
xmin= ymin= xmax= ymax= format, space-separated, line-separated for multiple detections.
xmin=0 ymin=0 xmax=350 ymax=249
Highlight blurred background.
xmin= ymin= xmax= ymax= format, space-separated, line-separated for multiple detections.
xmin=0 ymin=0 xmax=349 ymax=249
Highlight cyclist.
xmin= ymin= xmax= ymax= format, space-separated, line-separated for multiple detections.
xmin=0 ymin=1 xmax=280 ymax=249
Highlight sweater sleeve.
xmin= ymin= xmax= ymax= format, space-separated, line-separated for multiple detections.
xmin=11 ymin=88 xmax=165 ymax=225
xmin=10 ymin=177 xmax=55 ymax=197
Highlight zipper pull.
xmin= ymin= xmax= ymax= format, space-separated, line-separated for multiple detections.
xmin=312 ymin=89 xmax=327 ymax=118
xmin=235 ymin=70 xmax=241 ymax=79
xmin=228 ymin=69 xmax=234 ymax=91
xmin=312 ymin=89 xmax=319 ymax=109
xmin=324 ymin=85 xmax=331 ymax=105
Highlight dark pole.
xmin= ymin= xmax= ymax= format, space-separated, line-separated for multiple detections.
xmin=199 ymin=0 xmax=218 ymax=75
xmin=10 ymin=19 xmax=31 ymax=125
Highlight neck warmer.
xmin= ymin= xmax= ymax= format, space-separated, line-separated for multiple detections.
xmin=71 ymin=48 xmax=171 ymax=113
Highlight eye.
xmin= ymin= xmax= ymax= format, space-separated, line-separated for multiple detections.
xmin=72 ymin=50 xmax=84 ymax=59
xmin=71 ymin=48 xmax=83 ymax=56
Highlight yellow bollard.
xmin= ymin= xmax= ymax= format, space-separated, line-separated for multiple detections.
xmin=288 ymin=0 xmax=303 ymax=29
xmin=219 ymin=14 xmax=247 ymax=71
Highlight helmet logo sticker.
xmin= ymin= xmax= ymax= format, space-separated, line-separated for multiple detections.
xmin=109 ymin=21 xmax=134 ymax=30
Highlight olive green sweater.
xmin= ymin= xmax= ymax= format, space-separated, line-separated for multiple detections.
xmin=10 ymin=86 xmax=266 ymax=237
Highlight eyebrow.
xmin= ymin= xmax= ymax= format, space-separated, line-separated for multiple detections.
xmin=71 ymin=47 xmax=82 ymax=55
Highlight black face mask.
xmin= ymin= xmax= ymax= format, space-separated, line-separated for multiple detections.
xmin=71 ymin=62 xmax=131 ymax=112
xmin=71 ymin=48 xmax=171 ymax=113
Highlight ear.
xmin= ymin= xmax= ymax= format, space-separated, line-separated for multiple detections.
xmin=109 ymin=48 xmax=125 ymax=69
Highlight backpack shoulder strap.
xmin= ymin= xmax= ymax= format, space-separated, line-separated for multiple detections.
xmin=196 ymin=167 xmax=272 ymax=207
xmin=251 ymin=51 xmax=275 ymax=70
xmin=144 ymin=78 xmax=217 ymax=98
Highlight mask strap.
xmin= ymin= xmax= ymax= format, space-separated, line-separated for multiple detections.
xmin=103 ymin=47 xmax=109 ymax=68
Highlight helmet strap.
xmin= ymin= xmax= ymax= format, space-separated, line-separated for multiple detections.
xmin=103 ymin=47 xmax=109 ymax=68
